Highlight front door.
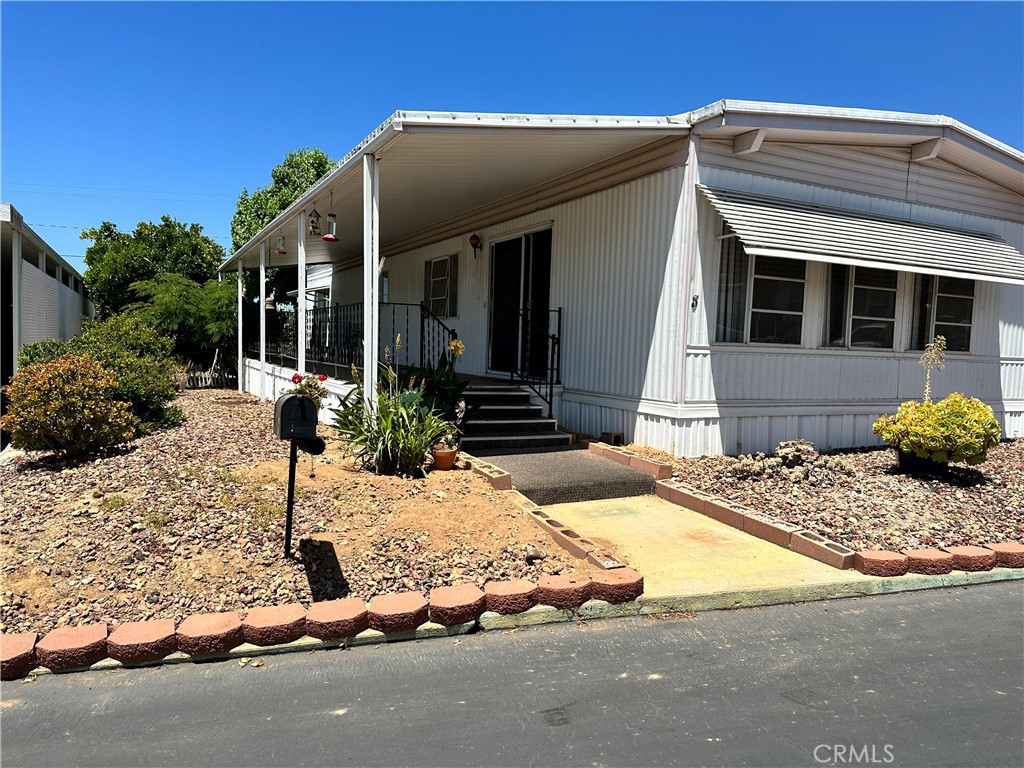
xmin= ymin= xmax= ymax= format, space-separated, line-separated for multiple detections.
xmin=488 ymin=229 xmax=552 ymax=376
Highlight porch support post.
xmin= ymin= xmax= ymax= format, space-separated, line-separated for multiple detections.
xmin=297 ymin=213 xmax=307 ymax=374
xmin=11 ymin=229 xmax=22 ymax=376
xmin=259 ymin=241 xmax=267 ymax=400
xmin=236 ymin=260 xmax=244 ymax=393
xmin=362 ymin=153 xmax=380 ymax=412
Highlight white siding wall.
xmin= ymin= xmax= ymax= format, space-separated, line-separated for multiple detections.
xmin=20 ymin=262 xmax=85 ymax=346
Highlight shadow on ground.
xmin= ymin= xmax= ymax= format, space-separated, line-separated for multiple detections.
xmin=297 ymin=538 xmax=351 ymax=601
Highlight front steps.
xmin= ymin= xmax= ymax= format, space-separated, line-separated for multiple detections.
xmin=460 ymin=385 xmax=572 ymax=455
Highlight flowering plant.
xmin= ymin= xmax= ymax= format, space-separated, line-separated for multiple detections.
xmin=285 ymin=372 xmax=329 ymax=409
xmin=872 ymin=392 xmax=1000 ymax=466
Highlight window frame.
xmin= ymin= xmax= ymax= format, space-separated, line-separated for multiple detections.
xmin=911 ymin=274 xmax=975 ymax=353
xmin=825 ymin=265 xmax=900 ymax=350
xmin=424 ymin=254 xmax=458 ymax=319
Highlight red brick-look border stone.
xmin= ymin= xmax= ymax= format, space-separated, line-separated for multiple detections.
xmin=429 ymin=584 xmax=486 ymax=626
xmin=591 ymin=568 xmax=644 ymax=603
xmin=743 ymin=513 xmax=801 ymax=549
xmin=1 ymin=632 xmax=38 ymax=680
xmin=536 ymin=574 xmax=592 ymax=609
xmin=368 ymin=591 xmax=428 ymax=633
xmin=107 ymin=619 xmax=177 ymax=664
xmin=628 ymin=454 xmax=673 ymax=480
xmin=984 ymin=542 xmax=1024 ymax=569
xmin=484 ymin=579 xmax=538 ymax=615
xmin=243 ymin=603 xmax=307 ymax=646
xmin=654 ymin=481 xmax=706 ymax=514
xmin=702 ymin=498 xmax=745 ymax=530
xmin=176 ymin=611 xmax=244 ymax=656
xmin=305 ymin=598 xmax=368 ymax=640
xmin=854 ymin=551 xmax=909 ymax=577
xmin=942 ymin=545 xmax=997 ymax=572
xmin=36 ymin=624 xmax=108 ymax=671
xmin=903 ymin=548 xmax=955 ymax=575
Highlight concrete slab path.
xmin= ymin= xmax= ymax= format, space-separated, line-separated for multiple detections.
xmin=544 ymin=495 xmax=867 ymax=597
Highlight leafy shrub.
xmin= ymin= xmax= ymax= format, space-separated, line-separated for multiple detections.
xmin=0 ymin=354 xmax=137 ymax=457
xmin=872 ymin=393 xmax=1001 ymax=466
xmin=18 ymin=315 xmax=178 ymax=430
xmin=333 ymin=356 xmax=454 ymax=478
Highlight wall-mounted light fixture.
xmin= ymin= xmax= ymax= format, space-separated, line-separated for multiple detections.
xmin=308 ymin=208 xmax=321 ymax=237
xmin=469 ymin=232 xmax=482 ymax=259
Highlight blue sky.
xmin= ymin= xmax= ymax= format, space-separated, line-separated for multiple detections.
xmin=2 ymin=1 xmax=1022 ymax=275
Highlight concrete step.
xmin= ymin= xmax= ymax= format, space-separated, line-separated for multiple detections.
xmin=460 ymin=433 xmax=573 ymax=452
xmin=462 ymin=418 xmax=558 ymax=436
xmin=472 ymin=404 xmax=545 ymax=419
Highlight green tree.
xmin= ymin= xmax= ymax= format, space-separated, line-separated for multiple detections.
xmin=129 ymin=273 xmax=237 ymax=368
xmin=82 ymin=216 xmax=225 ymax=317
xmin=231 ymin=148 xmax=334 ymax=251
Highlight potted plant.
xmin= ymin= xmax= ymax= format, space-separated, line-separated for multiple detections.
xmin=431 ymin=431 xmax=460 ymax=471
xmin=872 ymin=337 xmax=1001 ymax=473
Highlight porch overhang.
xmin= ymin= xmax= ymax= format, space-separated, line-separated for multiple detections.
xmin=699 ymin=185 xmax=1024 ymax=286
xmin=220 ymin=111 xmax=690 ymax=273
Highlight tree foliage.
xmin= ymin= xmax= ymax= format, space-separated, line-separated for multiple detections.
xmin=129 ymin=274 xmax=237 ymax=368
xmin=230 ymin=148 xmax=334 ymax=252
xmin=82 ymin=216 xmax=225 ymax=317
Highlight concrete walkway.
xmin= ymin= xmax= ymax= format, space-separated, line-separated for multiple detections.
xmin=485 ymin=449 xmax=655 ymax=505
xmin=544 ymin=495 xmax=869 ymax=598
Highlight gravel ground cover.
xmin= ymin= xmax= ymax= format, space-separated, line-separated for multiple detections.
xmin=0 ymin=390 xmax=582 ymax=636
xmin=629 ymin=440 xmax=1024 ymax=552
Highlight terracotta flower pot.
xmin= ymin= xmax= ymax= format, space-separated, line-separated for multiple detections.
xmin=432 ymin=447 xmax=458 ymax=471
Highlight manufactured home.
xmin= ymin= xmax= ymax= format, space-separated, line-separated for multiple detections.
xmin=1 ymin=203 xmax=94 ymax=448
xmin=220 ymin=101 xmax=1024 ymax=456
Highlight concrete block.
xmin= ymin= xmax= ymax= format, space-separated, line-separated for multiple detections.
xmin=702 ymin=498 xmax=745 ymax=530
xmin=903 ymin=548 xmax=954 ymax=575
xmin=1 ymin=632 xmax=38 ymax=680
xmin=655 ymin=481 xmax=705 ymax=513
xmin=790 ymin=530 xmax=855 ymax=569
xmin=107 ymin=619 xmax=177 ymax=664
xmin=942 ymin=545 xmax=997 ymax=572
xmin=854 ymin=551 xmax=909 ymax=577
xmin=484 ymin=579 xmax=538 ymax=614
xmin=243 ymin=603 xmax=307 ymax=646
xmin=176 ymin=612 xmax=244 ymax=656
xmin=306 ymin=598 xmax=369 ymax=640
xmin=743 ymin=513 xmax=800 ymax=548
xmin=536 ymin=574 xmax=592 ymax=608
xmin=429 ymin=584 xmax=486 ymax=626
xmin=36 ymin=624 xmax=108 ymax=671
xmin=591 ymin=567 xmax=644 ymax=603
xmin=984 ymin=542 xmax=1024 ymax=568
xmin=368 ymin=591 xmax=428 ymax=633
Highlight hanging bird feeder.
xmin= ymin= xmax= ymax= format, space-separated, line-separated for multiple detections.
xmin=308 ymin=207 xmax=321 ymax=237
xmin=322 ymin=191 xmax=338 ymax=242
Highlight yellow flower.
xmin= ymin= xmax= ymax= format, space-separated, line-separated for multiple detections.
xmin=448 ymin=339 xmax=465 ymax=357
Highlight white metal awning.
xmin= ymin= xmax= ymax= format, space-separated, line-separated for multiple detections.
xmin=699 ymin=186 xmax=1024 ymax=286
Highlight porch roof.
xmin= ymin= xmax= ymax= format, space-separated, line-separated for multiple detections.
xmin=220 ymin=111 xmax=688 ymax=272
xmin=699 ymin=185 xmax=1024 ymax=286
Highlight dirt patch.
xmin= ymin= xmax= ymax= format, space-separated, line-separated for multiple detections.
xmin=0 ymin=390 xmax=585 ymax=636
xmin=629 ymin=441 xmax=1024 ymax=551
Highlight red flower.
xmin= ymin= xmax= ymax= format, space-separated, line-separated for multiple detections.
xmin=291 ymin=373 xmax=303 ymax=384
xmin=317 ymin=374 xmax=328 ymax=382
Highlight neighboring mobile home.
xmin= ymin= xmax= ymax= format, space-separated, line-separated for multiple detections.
xmin=1 ymin=203 xmax=94 ymax=448
xmin=221 ymin=101 xmax=1024 ymax=456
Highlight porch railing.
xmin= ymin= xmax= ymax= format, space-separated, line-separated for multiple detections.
xmin=510 ymin=307 xmax=562 ymax=418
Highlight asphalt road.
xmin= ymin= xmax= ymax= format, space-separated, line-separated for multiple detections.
xmin=2 ymin=582 xmax=1022 ymax=768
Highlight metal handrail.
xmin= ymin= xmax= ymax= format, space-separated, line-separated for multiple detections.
xmin=419 ymin=301 xmax=458 ymax=370
xmin=510 ymin=307 xmax=561 ymax=418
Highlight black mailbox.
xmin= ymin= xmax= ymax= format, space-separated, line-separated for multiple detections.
xmin=274 ymin=394 xmax=319 ymax=440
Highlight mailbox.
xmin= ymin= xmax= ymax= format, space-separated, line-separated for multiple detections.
xmin=274 ymin=393 xmax=319 ymax=440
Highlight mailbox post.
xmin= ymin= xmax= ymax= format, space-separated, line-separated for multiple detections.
xmin=273 ymin=394 xmax=326 ymax=558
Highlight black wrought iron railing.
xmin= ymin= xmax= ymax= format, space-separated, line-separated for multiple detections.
xmin=419 ymin=301 xmax=458 ymax=370
xmin=510 ymin=307 xmax=562 ymax=418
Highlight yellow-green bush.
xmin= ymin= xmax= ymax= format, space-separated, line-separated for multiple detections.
xmin=0 ymin=354 xmax=138 ymax=457
xmin=872 ymin=392 xmax=1001 ymax=466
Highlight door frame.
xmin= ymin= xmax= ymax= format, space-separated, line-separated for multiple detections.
xmin=486 ymin=223 xmax=554 ymax=377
